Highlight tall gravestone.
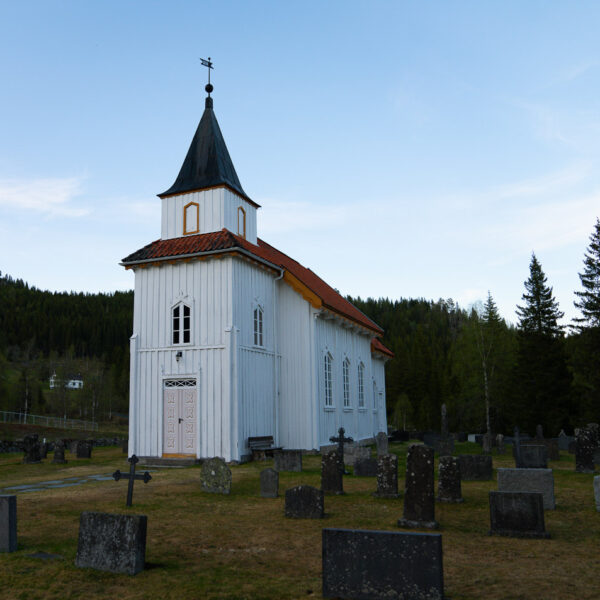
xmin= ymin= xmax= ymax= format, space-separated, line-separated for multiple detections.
xmin=398 ymin=444 xmax=438 ymax=529
xmin=260 ymin=468 xmax=279 ymax=498
xmin=576 ymin=427 xmax=596 ymax=473
xmin=594 ymin=476 xmax=600 ymax=512
xmin=201 ymin=457 xmax=232 ymax=494
xmin=0 ymin=495 xmax=17 ymax=553
xmin=285 ymin=486 xmax=324 ymax=519
xmin=535 ymin=424 xmax=544 ymax=440
xmin=274 ymin=450 xmax=302 ymax=472
xmin=513 ymin=426 xmax=522 ymax=467
xmin=375 ymin=432 xmax=388 ymax=457
xmin=488 ymin=491 xmax=549 ymax=538
xmin=75 ymin=511 xmax=147 ymax=575
xmin=482 ymin=432 xmax=493 ymax=454
xmin=437 ymin=404 xmax=454 ymax=456
xmin=52 ymin=439 xmax=67 ymax=464
xmin=437 ymin=456 xmax=463 ymax=503
xmin=22 ymin=434 xmax=41 ymax=464
xmin=496 ymin=434 xmax=505 ymax=455
xmin=374 ymin=454 xmax=399 ymax=498
xmin=322 ymin=529 xmax=444 ymax=600
xmin=321 ymin=451 xmax=344 ymax=495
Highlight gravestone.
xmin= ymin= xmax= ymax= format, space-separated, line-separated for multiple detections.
xmin=375 ymin=432 xmax=388 ymax=457
xmin=322 ymin=528 xmax=444 ymax=600
xmin=458 ymin=455 xmax=493 ymax=480
xmin=482 ymin=432 xmax=493 ymax=454
xmin=321 ymin=451 xmax=344 ymax=495
xmin=488 ymin=491 xmax=550 ymax=538
xmin=496 ymin=434 xmax=505 ymax=455
xmin=39 ymin=441 xmax=48 ymax=459
xmin=437 ymin=456 xmax=463 ymax=503
xmin=112 ymin=455 xmax=152 ymax=507
xmin=70 ymin=441 xmax=79 ymax=454
xmin=260 ymin=468 xmax=279 ymax=498
xmin=558 ymin=430 xmax=573 ymax=451
xmin=22 ymin=434 xmax=42 ymax=464
xmin=274 ymin=449 xmax=302 ymax=472
xmin=52 ymin=439 xmax=67 ymax=464
xmin=75 ymin=511 xmax=147 ymax=575
xmin=354 ymin=457 xmax=378 ymax=477
xmin=76 ymin=440 xmax=92 ymax=459
xmin=398 ymin=444 xmax=438 ymax=529
xmin=0 ymin=495 xmax=17 ymax=553
xmin=437 ymin=403 xmax=454 ymax=456
xmin=594 ymin=476 xmax=600 ymax=512
xmin=374 ymin=454 xmax=399 ymax=498
xmin=512 ymin=426 xmax=522 ymax=467
xmin=201 ymin=457 xmax=232 ymax=494
xmin=535 ymin=424 xmax=544 ymax=440
xmin=576 ymin=427 xmax=596 ymax=473
xmin=344 ymin=445 xmax=370 ymax=467
xmin=285 ymin=485 xmax=324 ymax=519
xmin=329 ymin=427 xmax=353 ymax=474
xmin=423 ymin=432 xmax=441 ymax=449
xmin=497 ymin=468 xmax=555 ymax=510
xmin=517 ymin=445 xmax=547 ymax=469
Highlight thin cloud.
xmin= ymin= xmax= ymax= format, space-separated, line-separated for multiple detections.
xmin=0 ymin=177 xmax=89 ymax=217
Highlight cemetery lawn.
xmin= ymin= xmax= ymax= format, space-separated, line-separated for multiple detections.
xmin=0 ymin=444 xmax=598 ymax=599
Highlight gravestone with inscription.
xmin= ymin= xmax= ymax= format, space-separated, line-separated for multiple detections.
xmin=274 ymin=449 xmax=302 ymax=472
xmin=75 ymin=511 xmax=147 ymax=575
xmin=0 ymin=495 xmax=17 ymax=553
xmin=201 ymin=457 xmax=232 ymax=494
xmin=437 ymin=456 xmax=463 ymax=503
xmin=344 ymin=445 xmax=370 ymax=468
xmin=76 ymin=440 xmax=92 ymax=459
xmin=497 ymin=468 xmax=555 ymax=510
xmin=518 ymin=445 xmax=547 ymax=469
xmin=22 ymin=434 xmax=42 ymax=464
xmin=285 ymin=485 xmax=324 ymax=519
xmin=374 ymin=454 xmax=399 ymax=498
xmin=52 ymin=439 xmax=67 ymax=464
xmin=488 ymin=491 xmax=549 ymax=538
xmin=398 ymin=444 xmax=438 ymax=529
xmin=321 ymin=451 xmax=344 ymax=495
xmin=576 ymin=427 xmax=596 ymax=473
xmin=322 ymin=528 xmax=444 ymax=600
xmin=260 ymin=468 xmax=278 ymax=498
xmin=375 ymin=432 xmax=388 ymax=457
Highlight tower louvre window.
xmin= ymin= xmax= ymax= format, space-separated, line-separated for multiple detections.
xmin=172 ymin=303 xmax=191 ymax=345
xmin=238 ymin=206 xmax=246 ymax=238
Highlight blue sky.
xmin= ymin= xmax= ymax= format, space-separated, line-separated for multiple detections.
xmin=1 ymin=1 xmax=599 ymax=325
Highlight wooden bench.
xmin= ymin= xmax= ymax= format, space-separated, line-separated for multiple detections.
xmin=248 ymin=436 xmax=282 ymax=461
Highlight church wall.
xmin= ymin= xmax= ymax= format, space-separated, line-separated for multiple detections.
xmin=160 ymin=188 xmax=257 ymax=243
xmin=314 ymin=316 xmax=380 ymax=447
xmin=372 ymin=356 xmax=388 ymax=433
xmin=276 ymin=282 xmax=316 ymax=450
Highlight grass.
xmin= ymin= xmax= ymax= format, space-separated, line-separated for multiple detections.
xmin=0 ymin=443 xmax=598 ymax=599
xmin=0 ymin=422 xmax=127 ymax=442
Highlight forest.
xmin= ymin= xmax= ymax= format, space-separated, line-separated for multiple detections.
xmin=0 ymin=218 xmax=599 ymax=436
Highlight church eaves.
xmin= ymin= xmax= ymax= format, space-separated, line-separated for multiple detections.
xmin=159 ymin=95 xmax=257 ymax=206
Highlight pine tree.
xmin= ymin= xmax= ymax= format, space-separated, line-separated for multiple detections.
xmin=516 ymin=253 xmax=564 ymax=336
xmin=574 ymin=217 xmax=600 ymax=329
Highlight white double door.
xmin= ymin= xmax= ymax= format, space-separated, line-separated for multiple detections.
xmin=163 ymin=380 xmax=197 ymax=456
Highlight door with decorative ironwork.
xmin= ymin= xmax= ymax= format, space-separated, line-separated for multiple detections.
xmin=163 ymin=379 xmax=197 ymax=456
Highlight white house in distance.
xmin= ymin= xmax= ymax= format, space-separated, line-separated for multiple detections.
xmin=121 ymin=82 xmax=393 ymax=462
xmin=49 ymin=373 xmax=84 ymax=390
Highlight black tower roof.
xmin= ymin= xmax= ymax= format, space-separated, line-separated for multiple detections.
xmin=159 ymin=94 xmax=255 ymax=205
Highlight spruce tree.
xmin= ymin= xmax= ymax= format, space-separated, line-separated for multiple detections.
xmin=574 ymin=217 xmax=600 ymax=329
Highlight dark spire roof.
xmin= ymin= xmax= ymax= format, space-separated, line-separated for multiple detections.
xmin=159 ymin=92 xmax=255 ymax=205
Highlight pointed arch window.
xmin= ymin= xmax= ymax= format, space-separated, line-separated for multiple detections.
xmin=324 ymin=353 xmax=333 ymax=407
xmin=237 ymin=206 xmax=246 ymax=239
xmin=172 ymin=303 xmax=191 ymax=345
xmin=343 ymin=358 xmax=351 ymax=408
xmin=253 ymin=306 xmax=264 ymax=346
xmin=357 ymin=363 xmax=365 ymax=408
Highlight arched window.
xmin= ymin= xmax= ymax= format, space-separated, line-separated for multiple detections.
xmin=253 ymin=306 xmax=264 ymax=346
xmin=237 ymin=206 xmax=246 ymax=238
xmin=357 ymin=363 xmax=365 ymax=408
xmin=373 ymin=380 xmax=378 ymax=411
xmin=324 ymin=353 xmax=333 ymax=407
xmin=172 ymin=303 xmax=191 ymax=345
xmin=183 ymin=202 xmax=199 ymax=235
xmin=343 ymin=358 xmax=351 ymax=408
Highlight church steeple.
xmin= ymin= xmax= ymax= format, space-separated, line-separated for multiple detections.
xmin=158 ymin=83 xmax=252 ymax=203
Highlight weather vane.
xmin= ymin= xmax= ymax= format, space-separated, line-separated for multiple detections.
xmin=200 ymin=57 xmax=214 ymax=93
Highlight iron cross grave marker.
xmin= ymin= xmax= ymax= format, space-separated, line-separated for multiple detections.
xmin=112 ymin=455 xmax=151 ymax=507
xmin=329 ymin=427 xmax=353 ymax=475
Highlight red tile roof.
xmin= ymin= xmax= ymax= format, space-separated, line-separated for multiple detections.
xmin=122 ymin=229 xmax=386 ymax=336
xmin=371 ymin=337 xmax=394 ymax=358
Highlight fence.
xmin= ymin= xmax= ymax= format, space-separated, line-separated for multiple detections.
xmin=0 ymin=411 xmax=99 ymax=432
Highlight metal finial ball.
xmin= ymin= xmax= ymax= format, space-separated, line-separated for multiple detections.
xmin=205 ymin=83 xmax=214 ymax=94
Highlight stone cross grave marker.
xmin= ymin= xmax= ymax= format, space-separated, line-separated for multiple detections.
xmin=0 ymin=495 xmax=17 ymax=553
xmin=322 ymin=528 xmax=444 ymax=600
xmin=112 ymin=455 xmax=152 ymax=507
xmin=398 ymin=444 xmax=438 ymax=529
xmin=329 ymin=427 xmax=353 ymax=475
xmin=52 ymin=439 xmax=67 ymax=464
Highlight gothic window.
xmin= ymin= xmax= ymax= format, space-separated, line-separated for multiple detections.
xmin=172 ymin=303 xmax=191 ymax=345
xmin=343 ymin=358 xmax=351 ymax=408
xmin=253 ymin=306 xmax=264 ymax=346
xmin=324 ymin=353 xmax=333 ymax=407
xmin=357 ymin=363 xmax=365 ymax=408
xmin=237 ymin=206 xmax=246 ymax=238
xmin=183 ymin=202 xmax=199 ymax=235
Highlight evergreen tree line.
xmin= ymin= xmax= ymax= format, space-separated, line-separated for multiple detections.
xmin=352 ymin=218 xmax=600 ymax=437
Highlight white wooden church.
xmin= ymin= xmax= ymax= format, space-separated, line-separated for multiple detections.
xmin=122 ymin=82 xmax=393 ymax=462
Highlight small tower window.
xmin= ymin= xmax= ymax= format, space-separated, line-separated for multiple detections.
xmin=357 ymin=363 xmax=365 ymax=408
xmin=253 ymin=306 xmax=263 ymax=346
xmin=237 ymin=206 xmax=246 ymax=238
xmin=324 ymin=353 xmax=333 ymax=407
xmin=172 ymin=303 xmax=191 ymax=345
xmin=184 ymin=202 xmax=199 ymax=235
xmin=343 ymin=358 xmax=351 ymax=408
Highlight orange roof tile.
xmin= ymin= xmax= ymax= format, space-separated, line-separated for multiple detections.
xmin=371 ymin=337 xmax=394 ymax=358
